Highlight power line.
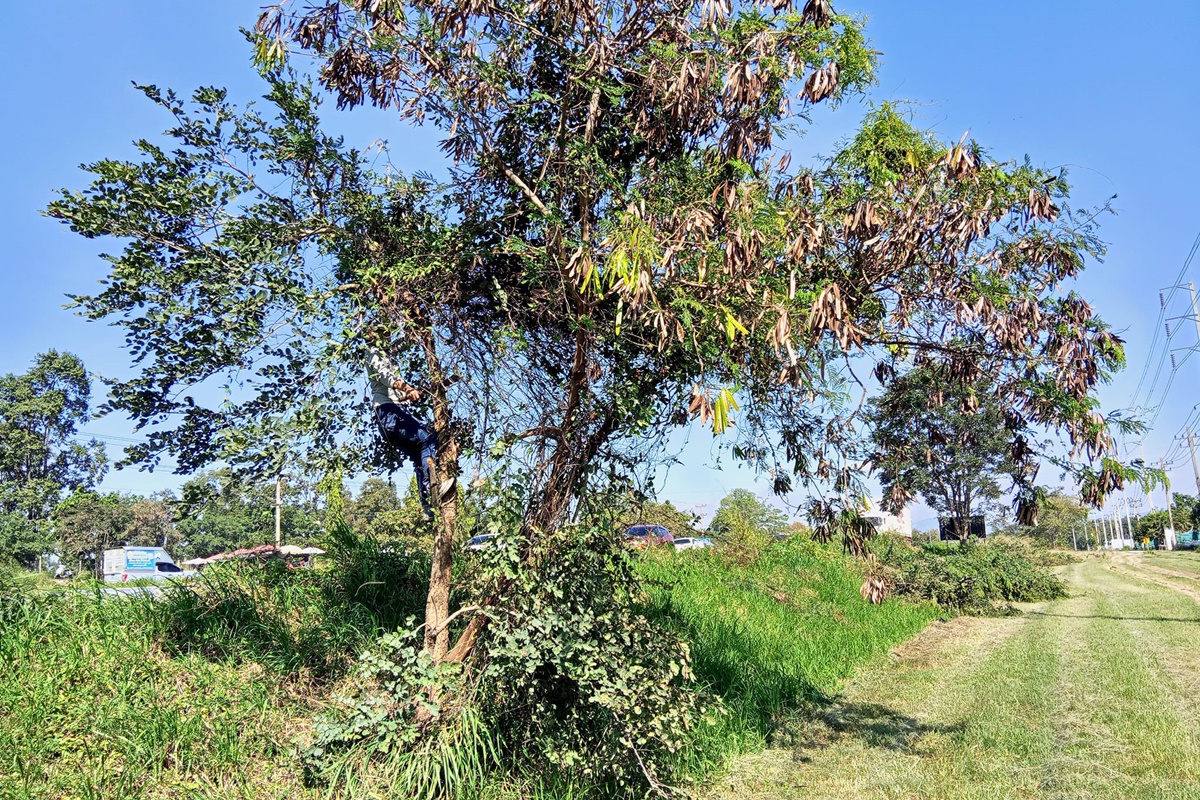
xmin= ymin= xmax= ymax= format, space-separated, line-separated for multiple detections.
xmin=1131 ymin=231 xmax=1200 ymax=408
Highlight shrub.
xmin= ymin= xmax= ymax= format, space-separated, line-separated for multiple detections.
xmin=304 ymin=522 xmax=711 ymax=798
xmin=874 ymin=535 xmax=1067 ymax=613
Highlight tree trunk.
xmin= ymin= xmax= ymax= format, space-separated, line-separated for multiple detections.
xmin=956 ymin=487 xmax=972 ymax=544
xmin=441 ymin=409 xmax=620 ymax=666
xmin=424 ymin=456 xmax=457 ymax=660
xmin=419 ymin=329 xmax=459 ymax=661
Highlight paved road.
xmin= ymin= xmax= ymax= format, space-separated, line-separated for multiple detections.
xmin=75 ymin=585 xmax=166 ymax=599
xmin=711 ymin=552 xmax=1200 ymax=800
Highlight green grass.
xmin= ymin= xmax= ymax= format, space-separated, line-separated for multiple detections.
xmin=637 ymin=539 xmax=941 ymax=769
xmin=0 ymin=525 xmax=432 ymax=799
xmin=0 ymin=587 xmax=319 ymax=799
xmin=0 ymin=538 xmax=943 ymax=799
xmin=708 ymin=554 xmax=1200 ymax=799
xmin=1143 ymin=548 xmax=1200 ymax=578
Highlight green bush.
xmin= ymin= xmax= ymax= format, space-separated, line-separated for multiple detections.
xmin=305 ymin=521 xmax=710 ymax=798
xmin=874 ymin=535 xmax=1067 ymax=613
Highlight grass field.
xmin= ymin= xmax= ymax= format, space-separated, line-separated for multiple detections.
xmin=0 ymin=588 xmax=321 ymax=800
xmin=711 ymin=550 xmax=1200 ymax=799
xmin=1 ymin=540 xmax=942 ymax=799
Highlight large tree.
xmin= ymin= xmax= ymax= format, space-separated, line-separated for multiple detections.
xmin=343 ymin=476 xmax=429 ymax=546
xmin=708 ymin=488 xmax=789 ymax=539
xmin=0 ymin=351 xmax=107 ymax=524
xmin=866 ymin=368 xmax=1014 ymax=541
xmin=53 ymin=491 xmax=132 ymax=576
xmin=0 ymin=512 xmax=49 ymax=570
xmin=48 ymin=0 xmax=1139 ymax=665
xmin=1009 ymin=491 xmax=1088 ymax=549
xmin=619 ymin=499 xmax=702 ymax=538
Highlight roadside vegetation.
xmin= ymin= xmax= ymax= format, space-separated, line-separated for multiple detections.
xmin=0 ymin=482 xmax=1080 ymax=800
xmin=873 ymin=534 xmax=1068 ymax=614
xmin=638 ymin=537 xmax=941 ymax=758
xmin=0 ymin=575 xmax=315 ymax=799
xmin=1 ymin=516 xmax=960 ymax=799
xmin=0 ymin=0 xmax=1164 ymax=796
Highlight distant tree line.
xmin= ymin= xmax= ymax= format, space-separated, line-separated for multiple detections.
xmin=0 ymin=351 xmax=435 ymax=575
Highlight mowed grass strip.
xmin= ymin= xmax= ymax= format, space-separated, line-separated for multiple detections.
xmin=1143 ymin=550 xmax=1200 ymax=579
xmin=0 ymin=590 xmax=319 ymax=800
xmin=707 ymin=557 xmax=1200 ymax=800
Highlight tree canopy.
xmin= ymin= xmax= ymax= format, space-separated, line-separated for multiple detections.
xmin=342 ymin=476 xmax=428 ymax=547
xmin=46 ymin=0 xmax=1141 ymax=661
xmin=866 ymin=367 xmax=1014 ymax=539
xmin=619 ymin=499 xmax=703 ymax=538
xmin=1007 ymin=491 xmax=1088 ymax=549
xmin=175 ymin=469 xmax=322 ymax=558
xmin=708 ymin=488 xmax=789 ymax=540
xmin=0 ymin=351 xmax=106 ymax=523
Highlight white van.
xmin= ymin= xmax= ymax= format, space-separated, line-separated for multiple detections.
xmin=102 ymin=547 xmax=197 ymax=583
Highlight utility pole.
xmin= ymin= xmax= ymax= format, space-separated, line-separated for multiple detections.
xmin=1161 ymin=457 xmax=1176 ymax=538
xmin=1139 ymin=437 xmax=1155 ymax=511
xmin=1071 ymin=524 xmax=1079 ymax=551
xmin=1187 ymin=427 xmax=1200 ymax=500
xmin=274 ymin=474 xmax=283 ymax=548
xmin=1121 ymin=487 xmax=1135 ymax=545
xmin=1190 ymin=279 xmax=1200 ymax=346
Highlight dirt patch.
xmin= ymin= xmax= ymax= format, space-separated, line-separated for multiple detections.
xmin=887 ymin=613 xmax=1019 ymax=670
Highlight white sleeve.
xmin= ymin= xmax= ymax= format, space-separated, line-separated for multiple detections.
xmin=367 ymin=347 xmax=402 ymax=406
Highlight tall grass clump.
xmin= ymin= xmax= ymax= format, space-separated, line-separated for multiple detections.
xmin=0 ymin=579 xmax=314 ymax=799
xmin=636 ymin=537 xmax=940 ymax=761
xmin=150 ymin=520 xmax=431 ymax=679
xmin=874 ymin=534 xmax=1068 ymax=613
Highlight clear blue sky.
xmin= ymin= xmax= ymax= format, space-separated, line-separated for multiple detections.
xmin=2 ymin=2 xmax=1198 ymax=526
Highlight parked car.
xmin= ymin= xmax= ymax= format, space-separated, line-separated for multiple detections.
xmin=672 ymin=537 xmax=713 ymax=551
xmin=102 ymin=547 xmax=197 ymax=583
xmin=467 ymin=533 xmax=497 ymax=551
xmin=622 ymin=524 xmax=674 ymax=549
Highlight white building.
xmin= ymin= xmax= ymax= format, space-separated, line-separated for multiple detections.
xmin=863 ymin=498 xmax=913 ymax=538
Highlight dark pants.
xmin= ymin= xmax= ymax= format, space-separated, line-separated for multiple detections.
xmin=375 ymin=403 xmax=438 ymax=514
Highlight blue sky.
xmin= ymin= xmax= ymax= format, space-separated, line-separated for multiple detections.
xmin=2 ymin=2 xmax=1198 ymax=527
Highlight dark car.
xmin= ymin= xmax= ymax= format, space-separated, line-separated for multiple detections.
xmin=622 ymin=524 xmax=674 ymax=549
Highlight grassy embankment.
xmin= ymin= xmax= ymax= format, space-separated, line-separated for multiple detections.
xmin=712 ymin=550 xmax=1200 ymax=800
xmin=0 ymin=585 xmax=316 ymax=799
xmin=637 ymin=538 xmax=942 ymax=771
xmin=0 ymin=539 xmax=940 ymax=799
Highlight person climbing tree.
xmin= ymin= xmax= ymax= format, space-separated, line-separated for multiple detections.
xmin=368 ymin=347 xmax=448 ymax=516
